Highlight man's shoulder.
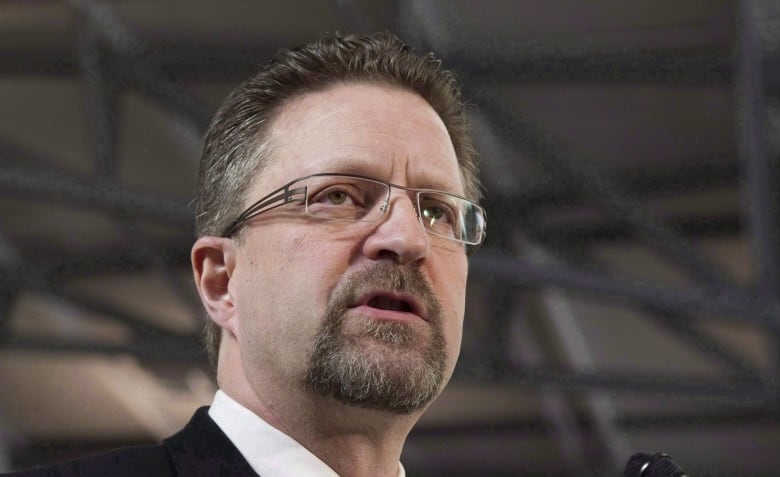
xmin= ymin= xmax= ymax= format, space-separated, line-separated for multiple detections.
xmin=3 ymin=443 xmax=173 ymax=477
xmin=3 ymin=406 xmax=258 ymax=477
xmin=2 ymin=407 xmax=203 ymax=477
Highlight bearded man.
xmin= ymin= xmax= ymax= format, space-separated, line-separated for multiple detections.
xmin=6 ymin=31 xmax=486 ymax=477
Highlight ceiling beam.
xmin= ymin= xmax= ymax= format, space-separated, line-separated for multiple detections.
xmin=0 ymin=45 xmax=754 ymax=86
xmin=470 ymin=251 xmax=780 ymax=326
xmin=0 ymin=335 xmax=204 ymax=361
xmin=474 ymin=94 xmax=733 ymax=288
xmin=0 ymin=166 xmax=192 ymax=224
xmin=454 ymin=363 xmax=771 ymax=400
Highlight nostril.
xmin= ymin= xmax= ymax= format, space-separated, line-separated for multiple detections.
xmin=376 ymin=249 xmax=401 ymax=262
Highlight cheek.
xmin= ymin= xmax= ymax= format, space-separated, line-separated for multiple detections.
xmin=283 ymin=230 xmax=353 ymax=294
xmin=438 ymin=252 xmax=468 ymax=309
xmin=445 ymin=285 xmax=466 ymax=356
xmin=229 ymin=232 xmax=307 ymax=336
xmin=231 ymin=230 xmax=343 ymax=365
xmin=432 ymin=254 xmax=468 ymax=349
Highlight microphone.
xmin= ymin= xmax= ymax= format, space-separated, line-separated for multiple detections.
xmin=624 ymin=452 xmax=689 ymax=477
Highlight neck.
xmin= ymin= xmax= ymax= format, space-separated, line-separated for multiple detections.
xmin=217 ymin=344 xmax=422 ymax=477
xmin=295 ymin=394 xmax=418 ymax=477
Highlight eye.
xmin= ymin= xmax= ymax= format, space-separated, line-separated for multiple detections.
xmin=325 ymin=189 xmax=350 ymax=205
xmin=420 ymin=198 xmax=456 ymax=226
xmin=422 ymin=204 xmax=449 ymax=223
xmin=304 ymin=176 xmax=384 ymax=221
xmin=313 ymin=185 xmax=363 ymax=206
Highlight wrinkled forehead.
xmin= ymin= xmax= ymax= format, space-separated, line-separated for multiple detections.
xmin=253 ymin=82 xmax=463 ymax=197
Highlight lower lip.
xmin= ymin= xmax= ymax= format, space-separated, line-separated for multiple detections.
xmin=348 ymin=305 xmax=425 ymax=324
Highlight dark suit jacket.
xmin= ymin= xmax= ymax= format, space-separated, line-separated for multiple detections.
xmin=4 ymin=407 xmax=259 ymax=476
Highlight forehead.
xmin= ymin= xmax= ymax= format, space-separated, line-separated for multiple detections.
xmin=257 ymin=82 xmax=463 ymax=194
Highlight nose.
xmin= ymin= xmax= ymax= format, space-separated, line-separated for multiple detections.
xmin=362 ymin=193 xmax=429 ymax=265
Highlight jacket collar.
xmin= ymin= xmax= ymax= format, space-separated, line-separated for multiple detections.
xmin=164 ymin=406 xmax=259 ymax=477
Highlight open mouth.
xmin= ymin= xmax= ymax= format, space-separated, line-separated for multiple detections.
xmin=366 ymin=295 xmax=414 ymax=312
xmin=354 ymin=290 xmax=426 ymax=320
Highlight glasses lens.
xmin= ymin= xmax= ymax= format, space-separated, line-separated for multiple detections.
xmin=304 ymin=175 xmax=387 ymax=221
xmin=462 ymin=200 xmax=486 ymax=245
xmin=300 ymin=174 xmax=485 ymax=248
xmin=418 ymin=192 xmax=485 ymax=245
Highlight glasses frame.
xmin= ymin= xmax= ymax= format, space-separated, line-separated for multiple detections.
xmin=221 ymin=172 xmax=486 ymax=253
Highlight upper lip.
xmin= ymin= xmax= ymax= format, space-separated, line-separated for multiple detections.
xmin=352 ymin=290 xmax=427 ymax=320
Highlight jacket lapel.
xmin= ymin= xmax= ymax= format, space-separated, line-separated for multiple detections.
xmin=164 ymin=407 xmax=260 ymax=477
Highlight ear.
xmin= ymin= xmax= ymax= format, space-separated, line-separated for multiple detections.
xmin=191 ymin=236 xmax=238 ymax=335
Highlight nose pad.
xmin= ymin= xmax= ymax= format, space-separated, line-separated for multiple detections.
xmin=379 ymin=193 xmax=421 ymax=224
xmin=364 ymin=193 xmax=429 ymax=264
xmin=379 ymin=189 xmax=402 ymax=218
xmin=378 ymin=193 xmax=417 ymax=218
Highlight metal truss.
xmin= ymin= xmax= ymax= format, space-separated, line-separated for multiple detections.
xmin=0 ymin=0 xmax=773 ymax=407
xmin=398 ymin=0 xmax=780 ymax=473
xmin=0 ymin=0 xmax=779 ymax=474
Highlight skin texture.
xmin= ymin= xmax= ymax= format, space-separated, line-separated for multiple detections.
xmin=191 ymin=83 xmax=469 ymax=477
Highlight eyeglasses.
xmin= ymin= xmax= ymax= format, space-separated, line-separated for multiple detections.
xmin=221 ymin=173 xmax=486 ymax=253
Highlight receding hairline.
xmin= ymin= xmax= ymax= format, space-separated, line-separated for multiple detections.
xmin=235 ymin=79 xmax=472 ymax=210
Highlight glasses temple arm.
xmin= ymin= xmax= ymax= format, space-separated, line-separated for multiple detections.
xmin=222 ymin=186 xmax=307 ymax=237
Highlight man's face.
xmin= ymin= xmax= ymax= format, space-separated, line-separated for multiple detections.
xmin=227 ymin=83 xmax=469 ymax=414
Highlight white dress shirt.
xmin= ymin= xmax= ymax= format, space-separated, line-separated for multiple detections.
xmin=208 ymin=390 xmax=406 ymax=477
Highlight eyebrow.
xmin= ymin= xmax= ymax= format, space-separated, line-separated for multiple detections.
xmin=318 ymin=156 xmax=462 ymax=194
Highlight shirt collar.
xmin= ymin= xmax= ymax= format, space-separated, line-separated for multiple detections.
xmin=208 ymin=390 xmax=405 ymax=477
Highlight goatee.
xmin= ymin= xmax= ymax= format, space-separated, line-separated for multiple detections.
xmin=304 ymin=262 xmax=447 ymax=414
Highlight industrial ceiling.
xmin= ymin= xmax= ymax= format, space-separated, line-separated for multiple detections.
xmin=1 ymin=1 xmax=779 ymax=476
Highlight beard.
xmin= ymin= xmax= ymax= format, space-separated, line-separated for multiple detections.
xmin=304 ymin=261 xmax=447 ymax=414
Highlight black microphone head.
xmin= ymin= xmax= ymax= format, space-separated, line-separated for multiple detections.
xmin=625 ymin=452 xmax=652 ymax=477
xmin=625 ymin=452 xmax=687 ymax=477
xmin=647 ymin=453 xmax=686 ymax=477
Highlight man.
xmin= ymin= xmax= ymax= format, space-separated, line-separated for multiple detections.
xmin=6 ymin=31 xmax=486 ymax=477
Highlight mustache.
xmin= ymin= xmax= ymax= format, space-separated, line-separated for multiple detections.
xmin=328 ymin=261 xmax=442 ymax=324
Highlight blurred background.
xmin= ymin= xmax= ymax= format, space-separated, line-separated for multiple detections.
xmin=1 ymin=1 xmax=779 ymax=476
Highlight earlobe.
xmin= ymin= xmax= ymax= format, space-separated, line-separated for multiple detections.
xmin=191 ymin=236 xmax=238 ymax=333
